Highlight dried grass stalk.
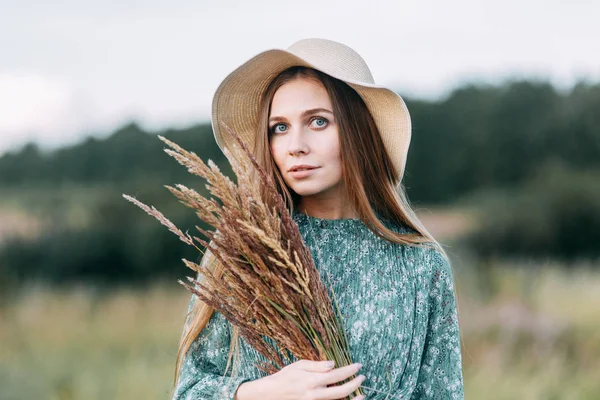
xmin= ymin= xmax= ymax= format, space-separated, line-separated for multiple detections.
xmin=123 ymin=123 xmax=362 ymax=397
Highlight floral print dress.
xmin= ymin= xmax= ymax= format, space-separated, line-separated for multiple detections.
xmin=172 ymin=211 xmax=464 ymax=399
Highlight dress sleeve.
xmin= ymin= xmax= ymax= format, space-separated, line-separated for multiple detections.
xmin=171 ymin=292 xmax=252 ymax=400
xmin=410 ymin=248 xmax=464 ymax=399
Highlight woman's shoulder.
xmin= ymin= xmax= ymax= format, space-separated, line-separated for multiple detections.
xmin=404 ymin=241 xmax=455 ymax=289
xmin=378 ymin=216 xmax=453 ymax=275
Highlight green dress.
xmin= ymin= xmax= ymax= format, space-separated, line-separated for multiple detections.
xmin=172 ymin=211 xmax=464 ymax=399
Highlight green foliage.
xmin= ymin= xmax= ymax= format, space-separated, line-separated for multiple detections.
xmin=461 ymin=163 xmax=600 ymax=261
xmin=0 ymin=121 xmax=232 ymax=187
xmin=404 ymin=80 xmax=600 ymax=203
xmin=0 ymin=122 xmax=230 ymax=285
xmin=0 ymin=187 xmax=203 ymax=286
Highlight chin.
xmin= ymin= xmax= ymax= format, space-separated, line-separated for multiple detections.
xmin=287 ymin=181 xmax=337 ymax=198
xmin=289 ymin=186 xmax=322 ymax=197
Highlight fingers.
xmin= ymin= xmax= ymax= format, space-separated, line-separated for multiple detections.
xmin=291 ymin=359 xmax=336 ymax=372
xmin=315 ymin=373 xmax=366 ymax=399
xmin=318 ymin=362 xmax=362 ymax=386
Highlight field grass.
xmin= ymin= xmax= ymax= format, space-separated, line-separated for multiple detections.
xmin=0 ymin=281 xmax=188 ymax=400
xmin=1 ymin=262 xmax=599 ymax=400
xmin=457 ymin=259 xmax=600 ymax=399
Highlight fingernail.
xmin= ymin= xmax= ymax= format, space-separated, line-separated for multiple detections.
xmin=325 ymin=360 xmax=335 ymax=369
xmin=355 ymin=396 xmax=365 ymax=400
xmin=355 ymin=363 xmax=363 ymax=369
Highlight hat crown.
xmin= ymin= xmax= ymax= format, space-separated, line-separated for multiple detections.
xmin=286 ymin=38 xmax=375 ymax=84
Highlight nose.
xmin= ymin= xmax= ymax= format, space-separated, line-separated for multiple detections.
xmin=287 ymin=127 xmax=309 ymax=156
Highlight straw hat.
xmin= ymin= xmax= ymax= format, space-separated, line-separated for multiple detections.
xmin=211 ymin=38 xmax=412 ymax=179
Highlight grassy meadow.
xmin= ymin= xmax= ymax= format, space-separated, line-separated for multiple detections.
xmin=1 ymin=258 xmax=599 ymax=399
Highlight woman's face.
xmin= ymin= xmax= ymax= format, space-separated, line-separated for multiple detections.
xmin=268 ymin=77 xmax=343 ymax=199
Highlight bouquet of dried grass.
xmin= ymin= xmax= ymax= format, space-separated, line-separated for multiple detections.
xmin=123 ymin=124 xmax=362 ymax=397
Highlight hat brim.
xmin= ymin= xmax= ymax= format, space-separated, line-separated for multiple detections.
xmin=211 ymin=49 xmax=411 ymax=179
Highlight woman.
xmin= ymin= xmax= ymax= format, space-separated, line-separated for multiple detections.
xmin=172 ymin=38 xmax=464 ymax=399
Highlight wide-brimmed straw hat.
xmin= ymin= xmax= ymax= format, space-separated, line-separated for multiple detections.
xmin=211 ymin=38 xmax=412 ymax=179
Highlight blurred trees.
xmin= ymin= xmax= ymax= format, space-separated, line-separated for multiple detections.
xmin=0 ymin=79 xmax=599 ymax=285
xmin=1 ymin=80 xmax=598 ymax=203
xmin=462 ymin=162 xmax=600 ymax=261
xmin=0 ymin=122 xmax=231 ymax=187
xmin=404 ymin=80 xmax=600 ymax=202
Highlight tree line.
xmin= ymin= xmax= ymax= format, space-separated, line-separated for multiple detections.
xmin=0 ymin=79 xmax=598 ymax=287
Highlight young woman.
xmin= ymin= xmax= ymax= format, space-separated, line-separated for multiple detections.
xmin=172 ymin=38 xmax=464 ymax=399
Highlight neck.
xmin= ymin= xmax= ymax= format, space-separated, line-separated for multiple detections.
xmin=296 ymin=191 xmax=358 ymax=220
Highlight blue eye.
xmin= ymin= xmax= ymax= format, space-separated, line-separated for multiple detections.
xmin=311 ymin=117 xmax=328 ymax=129
xmin=271 ymin=123 xmax=287 ymax=134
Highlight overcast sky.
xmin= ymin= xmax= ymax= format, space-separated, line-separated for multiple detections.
xmin=0 ymin=0 xmax=598 ymax=156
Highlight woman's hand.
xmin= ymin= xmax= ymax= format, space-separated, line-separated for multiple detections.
xmin=235 ymin=359 xmax=365 ymax=400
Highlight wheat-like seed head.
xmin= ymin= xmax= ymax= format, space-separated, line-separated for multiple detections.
xmin=122 ymin=124 xmax=361 ymax=396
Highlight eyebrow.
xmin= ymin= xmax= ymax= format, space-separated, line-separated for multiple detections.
xmin=269 ymin=107 xmax=333 ymax=123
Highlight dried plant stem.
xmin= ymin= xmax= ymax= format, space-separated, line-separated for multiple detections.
xmin=123 ymin=122 xmax=362 ymax=397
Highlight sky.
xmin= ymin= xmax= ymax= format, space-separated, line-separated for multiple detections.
xmin=0 ymin=0 xmax=598 ymax=156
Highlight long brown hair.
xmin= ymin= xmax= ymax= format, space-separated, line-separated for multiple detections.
xmin=174 ymin=66 xmax=447 ymax=385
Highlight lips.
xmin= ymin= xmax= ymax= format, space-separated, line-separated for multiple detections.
xmin=288 ymin=165 xmax=319 ymax=172
xmin=287 ymin=165 xmax=320 ymax=179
